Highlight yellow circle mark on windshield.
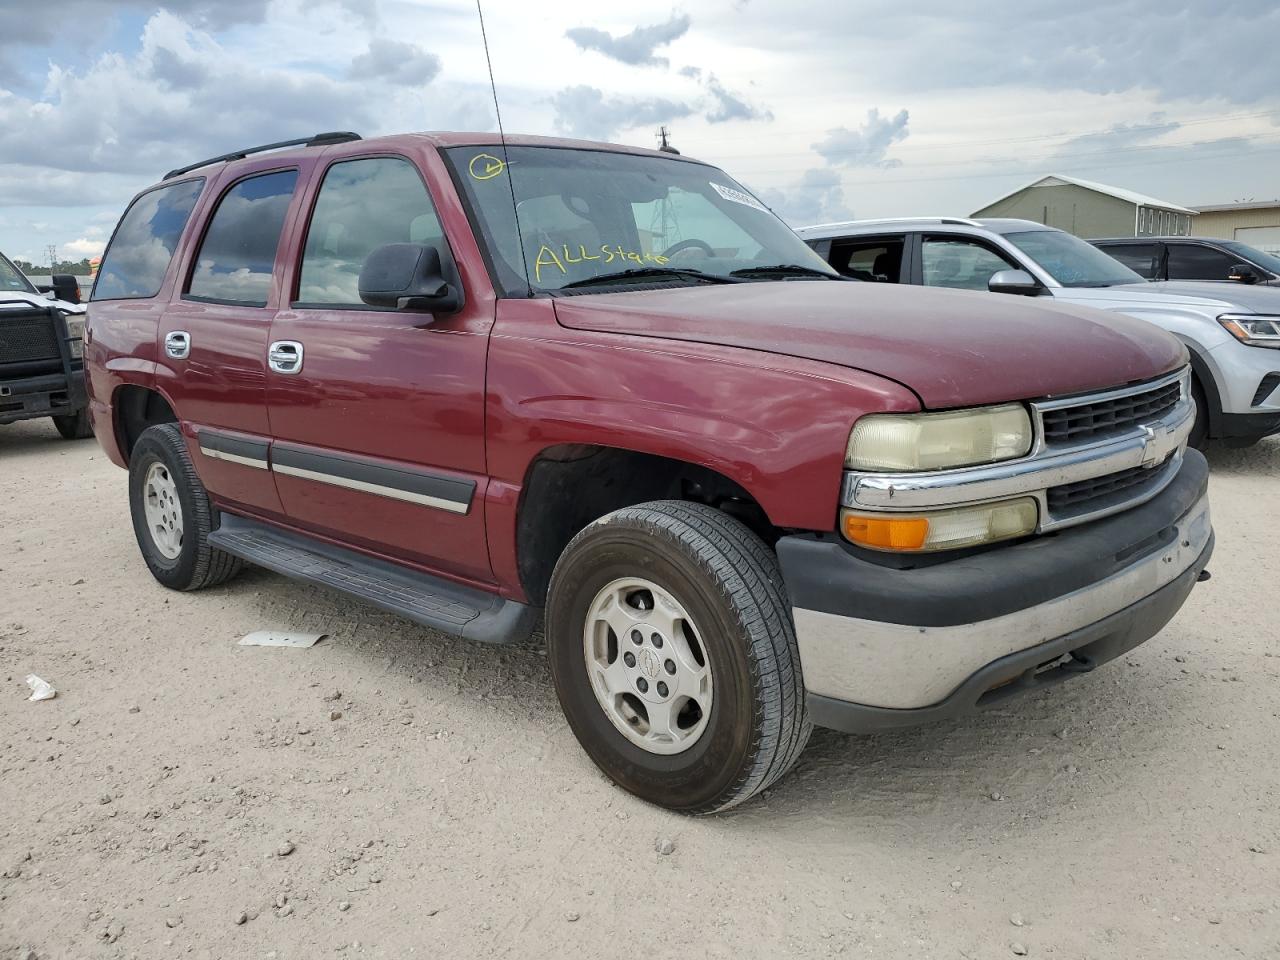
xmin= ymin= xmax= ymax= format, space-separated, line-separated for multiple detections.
xmin=469 ymin=153 xmax=506 ymax=180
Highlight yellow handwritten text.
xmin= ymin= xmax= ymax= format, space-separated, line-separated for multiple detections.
xmin=532 ymin=243 xmax=670 ymax=283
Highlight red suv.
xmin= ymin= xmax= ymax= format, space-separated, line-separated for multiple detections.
xmin=86 ymin=131 xmax=1212 ymax=812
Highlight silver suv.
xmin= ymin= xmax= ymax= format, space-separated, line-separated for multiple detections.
xmin=795 ymin=218 xmax=1280 ymax=447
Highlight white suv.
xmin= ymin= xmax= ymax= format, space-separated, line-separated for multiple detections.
xmin=796 ymin=218 xmax=1280 ymax=447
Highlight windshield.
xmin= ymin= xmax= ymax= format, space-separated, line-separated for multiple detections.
xmin=445 ymin=146 xmax=837 ymax=294
xmin=0 ymin=252 xmax=37 ymax=294
xmin=1004 ymin=230 xmax=1144 ymax=287
xmin=1218 ymin=240 xmax=1280 ymax=276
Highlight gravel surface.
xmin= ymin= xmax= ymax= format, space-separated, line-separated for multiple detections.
xmin=2 ymin=418 xmax=1277 ymax=959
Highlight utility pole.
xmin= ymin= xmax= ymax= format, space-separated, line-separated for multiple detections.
xmin=45 ymin=244 xmax=58 ymax=274
xmin=656 ymin=126 xmax=680 ymax=155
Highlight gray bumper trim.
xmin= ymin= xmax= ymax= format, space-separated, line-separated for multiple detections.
xmin=807 ymin=535 xmax=1213 ymax=734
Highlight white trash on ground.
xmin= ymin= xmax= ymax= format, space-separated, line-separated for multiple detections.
xmin=239 ymin=631 xmax=327 ymax=648
xmin=25 ymin=675 xmax=56 ymax=701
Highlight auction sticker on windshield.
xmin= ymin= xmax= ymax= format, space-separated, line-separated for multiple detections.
xmin=711 ymin=182 xmax=768 ymax=212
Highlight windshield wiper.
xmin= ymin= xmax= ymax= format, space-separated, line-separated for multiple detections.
xmin=559 ymin=267 xmax=741 ymax=290
xmin=729 ymin=264 xmax=844 ymax=280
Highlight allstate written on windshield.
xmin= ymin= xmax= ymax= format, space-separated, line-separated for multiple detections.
xmin=465 ymin=151 xmax=676 ymax=285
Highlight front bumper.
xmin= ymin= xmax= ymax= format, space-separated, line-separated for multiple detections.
xmin=777 ymin=449 xmax=1212 ymax=733
xmin=0 ymin=369 xmax=86 ymax=425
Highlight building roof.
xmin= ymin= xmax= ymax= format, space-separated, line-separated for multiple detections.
xmin=1193 ymin=200 xmax=1280 ymax=213
xmin=975 ymin=174 xmax=1197 ymax=216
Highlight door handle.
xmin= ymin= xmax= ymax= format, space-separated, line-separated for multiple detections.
xmin=268 ymin=340 xmax=304 ymax=374
xmin=164 ymin=331 xmax=191 ymax=360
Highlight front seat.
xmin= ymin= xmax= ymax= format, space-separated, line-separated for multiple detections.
xmin=871 ymin=251 xmax=898 ymax=282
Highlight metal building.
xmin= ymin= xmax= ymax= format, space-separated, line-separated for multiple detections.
xmin=1191 ymin=201 xmax=1280 ymax=255
xmin=971 ymin=174 xmax=1196 ymax=238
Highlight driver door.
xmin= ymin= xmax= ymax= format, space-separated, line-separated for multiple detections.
xmin=266 ymin=153 xmax=493 ymax=582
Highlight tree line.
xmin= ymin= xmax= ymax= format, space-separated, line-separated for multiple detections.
xmin=12 ymin=257 xmax=95 ymax=275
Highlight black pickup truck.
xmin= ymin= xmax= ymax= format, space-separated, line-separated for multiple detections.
xmin=0 ymin=299 xmax=90 ymax=439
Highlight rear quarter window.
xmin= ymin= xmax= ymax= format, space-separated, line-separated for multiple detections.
xmin=92 ymin=178 xmax=205 ymax=301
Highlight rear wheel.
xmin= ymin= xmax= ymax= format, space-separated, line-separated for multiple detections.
xmin=52 ymin=409 xmax=93 ymax=440
xmin=128 ymin=423 xmax=242 ymax=591
xmin=546 ymin=500 xmax=810 ymax=814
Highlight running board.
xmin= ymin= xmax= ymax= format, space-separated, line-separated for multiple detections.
xmin=209 ymin=515 xmax=537 ymax=644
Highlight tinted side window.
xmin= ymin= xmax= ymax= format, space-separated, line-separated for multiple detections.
xmin=187 ymin=170 xmax=299 ymax=306
xmin=1099 ymin=243 xmax=1158 ymax=279
xmin=297 ymin=157 xmax=443 ymax=305
xmin=829 ymin=238 xmax=904 ymax=282
xmin=921 ymin=237 xmax=1015 ymax=291
xmin=1167 ymin=243 xmax=1238 ymax=281
xmin=92 ymin=178 xmax=204 ymax=301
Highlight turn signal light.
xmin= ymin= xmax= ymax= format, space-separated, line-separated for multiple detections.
xmin=841 ymin=514 xmax=929 ymax=550
xmin=841 ymin=498 xmax=1038 ymax=553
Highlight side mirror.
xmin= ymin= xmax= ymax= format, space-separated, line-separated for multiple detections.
xmin=1228 ymin=263 xmax=1261 ymax=284
xmin=988 ymin=269 xmax=1041 ymax=296
xmin=358 ymin=243 xmax=463 ymax=315
xmin=51 ymin=274 xmax=81 ymax=304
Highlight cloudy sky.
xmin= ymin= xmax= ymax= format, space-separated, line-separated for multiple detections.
xmin=1 ymin=0 xmax=1278 ymax=266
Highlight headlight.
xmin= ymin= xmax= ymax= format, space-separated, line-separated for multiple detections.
xmin=65 ymin=315 xmax=85 ymax=359
xmin=841 ymin=497 xmax=1039 ymax=552
xmin=845 ymin=403 xmax=1032 ymax=472
xmin=1219 ymin=314 xmax=1280 ymax=349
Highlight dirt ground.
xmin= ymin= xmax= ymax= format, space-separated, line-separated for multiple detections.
xmin=1 ymin=417 xmax=1277 ymax=960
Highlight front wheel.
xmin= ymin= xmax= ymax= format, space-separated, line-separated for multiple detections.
xmin=52 ymin=409 xmax=93 ymax=440
xmin=546 ymin=500 xmax=811 ymax=814
xmin=1189 ymin=378 xmax=1209 ymax=450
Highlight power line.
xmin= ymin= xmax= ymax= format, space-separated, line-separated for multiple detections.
xmin=744 ymin=140 xmax=1280 ymax=191
xmin=689 ymin=107 xmax=1280 ymax=154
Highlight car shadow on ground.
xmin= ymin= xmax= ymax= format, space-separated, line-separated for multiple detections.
xmin=1203 ymin=434 xmax=1280 ymax=475
xmin=0 ymin=418 xmax=92 ymax=458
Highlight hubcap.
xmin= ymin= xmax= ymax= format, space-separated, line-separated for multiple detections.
xmin=142 ymin=462 xmax=183 ymax=560
xmin=583 ymin=577 xmax=713 ymax=755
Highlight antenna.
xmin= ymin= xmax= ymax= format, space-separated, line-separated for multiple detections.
xmin=475 ymin=0 xmax=532 ymax=297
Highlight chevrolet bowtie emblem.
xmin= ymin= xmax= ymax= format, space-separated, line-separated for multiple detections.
xmin=1140 ymin=425 xmax=1159 ymax=467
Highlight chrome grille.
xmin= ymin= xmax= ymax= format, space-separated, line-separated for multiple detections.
xmin=1040 ymin=378 xmax=1181 ymax=444
xmin=1047 ymin=454 xmax=1173 ymax=513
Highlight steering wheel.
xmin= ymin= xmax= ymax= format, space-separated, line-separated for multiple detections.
xmin=662 ymin=238 xmax=715 ymax=259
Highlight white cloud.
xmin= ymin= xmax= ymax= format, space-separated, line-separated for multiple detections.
xmin=551 ymin=86 xmax=693 ymax=141
xmin=63 ymin=237 xmax=107 ymax=257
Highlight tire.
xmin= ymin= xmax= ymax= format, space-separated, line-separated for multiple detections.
xmin=52 ymin=409 xmax=93 ymax=440
xmin=128 ymin=423 xmax=243 ymax=591
xmin=1189 ymin=378 xmax=1209 ymax=450
xmin=546 ymin=500 xmax=811 ymax=814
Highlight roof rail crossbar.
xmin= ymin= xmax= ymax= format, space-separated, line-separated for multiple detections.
xmin=163 ymin=131 xmax=362 ymax=180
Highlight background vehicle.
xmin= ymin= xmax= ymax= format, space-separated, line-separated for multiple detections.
xmin=797 ymin=218 xmax=1280 ymax=448
xmin=1090 ymin=236 xmax=1280 ymax=286
xmin=86 ymin=133 xmax=1211 ymax=812
xmin=0 ymin=250 xmax=91 ymax=438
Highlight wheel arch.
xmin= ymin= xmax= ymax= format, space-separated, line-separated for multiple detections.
xmin=514 ymin=443 xmax=779 ymax=606
xmin=112 ymin=384 xmax=179 ymax=463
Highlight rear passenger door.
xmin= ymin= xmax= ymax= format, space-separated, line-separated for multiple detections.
xmin=827 ymin=236 xmax=907 ymax=282
xmin=265 ymin=154 xmax=493 ymax=582
xmin=158 ymin=167 xmax=303 ymax=517
xmin=1098 ymin=242 xmax=1160 ymax=279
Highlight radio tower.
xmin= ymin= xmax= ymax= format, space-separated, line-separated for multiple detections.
xmin=46 ymin=244 xmax=58 ymax=274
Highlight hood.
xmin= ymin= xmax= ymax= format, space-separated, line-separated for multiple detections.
xmin=1138 ymin=280 xmax=1280 ymax=314
xmin=553 ymin=282 xmax=1186 ymax=409
xmin=0 ymin=290 xmax=86 ymax=314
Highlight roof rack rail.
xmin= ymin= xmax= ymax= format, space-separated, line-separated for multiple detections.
xmin=163 ymin=131 xmax=362 ymax=180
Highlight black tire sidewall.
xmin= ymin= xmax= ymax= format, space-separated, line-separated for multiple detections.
xmin=128 ymin=428 xmax=204 ymax=589
xmin=1190 ymin=379 xmax=1209 ymax=450
xmin=548 ymin=526 xmax=762 ymax=812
